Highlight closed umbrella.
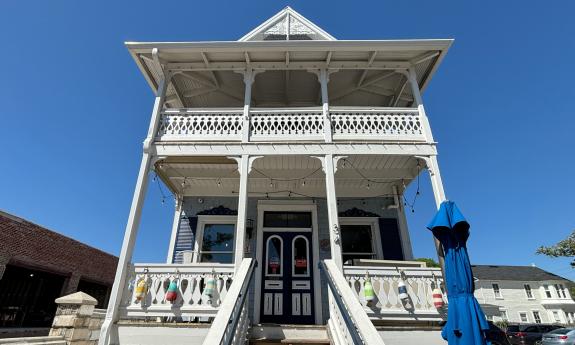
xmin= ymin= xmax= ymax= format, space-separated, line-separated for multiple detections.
xmin=427 ymin=201 xmax=490 ymax=345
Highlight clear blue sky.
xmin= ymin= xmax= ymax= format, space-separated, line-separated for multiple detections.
xmin=1 ymin=1 xmax=574 ymax=279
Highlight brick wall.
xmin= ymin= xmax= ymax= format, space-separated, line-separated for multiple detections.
xmin=0 ymin=210 xmax=117 ymax=288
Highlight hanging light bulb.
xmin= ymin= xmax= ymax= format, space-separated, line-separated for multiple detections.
xmin=152 ymin=174 xmax=157 ymax=182
xmin=366 ymin=181 xmax=371 ymax=190
xmin=269 ymin=180 xmax=274 ymax=188
xmin=161 ymin=197 xmax=165 ymax=204
xmin=181 ymin=178 xmax=187 ymax=188
xmin=217 ymin=179 xmax=222 ymax=187
xmin=302 ymin=179 xmax=306 ymax=187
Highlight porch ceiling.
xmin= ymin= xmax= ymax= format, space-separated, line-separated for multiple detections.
xmin=155 ymin=155 xmax=422 ymax=198
xmin=127 ymin=40 xmax=452 ymax=108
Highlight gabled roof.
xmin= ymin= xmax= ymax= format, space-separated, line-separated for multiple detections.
xmin=239 ymin=6 xmax=336 ymax=41
xmin=472 ymin=265 xmax=571 ymax=283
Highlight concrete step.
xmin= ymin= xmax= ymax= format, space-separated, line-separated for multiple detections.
xmin=249 ymin=324 xmax=329 ymax=345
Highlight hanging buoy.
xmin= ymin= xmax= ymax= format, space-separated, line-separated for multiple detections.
xmin=204 ymin=276 xmax=216 ymax=298
xmin=165 ymin=280 xmax=178 ymax=303
xmin=364 ymin=279 xmax=375 ymax=302
xmin=432 ymin=288 xmax=444 ymax=308
xmin=134 ymin=277 xmax=148 ymax=303
xmin=398 ymin=280 xmax=409 ymax=300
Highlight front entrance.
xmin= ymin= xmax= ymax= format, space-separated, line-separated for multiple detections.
xmin=256 ymin=204 xmax=320 ymax=324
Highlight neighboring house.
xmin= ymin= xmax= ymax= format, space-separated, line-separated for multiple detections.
xmin=100 ymin=7 xmax=456 ymax=345
xmin=0 ymin=210 xmax=117 ymax=329
xmin=472 ymin=265 xmax=575 ymax=325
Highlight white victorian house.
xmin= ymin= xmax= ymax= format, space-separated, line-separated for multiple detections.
xmin=472 ymin=265 xmax=575 ymax=325
xmin=99 ymin=7 xmax=454 ymax=345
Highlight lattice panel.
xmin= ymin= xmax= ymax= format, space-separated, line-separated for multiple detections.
xmin=157 ymin=111 xmax=243 ymax=141
xmin=250 ymin=111 xmax=324 ymax=140
xmin=331 ymin=110 xmax=425 ymax=141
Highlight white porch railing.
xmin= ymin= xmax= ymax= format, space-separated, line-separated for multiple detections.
xmin=250 ymin=108 xmax=324 ymax=141
xmin=344 ymin=265 xmax=444 ymax=321
xmin=321 ymin=260 xmax=385 ymax=345
xmin=202 ymin=258 xmax=256 ymax=345
xmin=156 ymin=108 xmax=244 ymax=141
xmin=155 ymin=107 xmax=427 ymax=143
xmin=330 ymin=107 xmax=424 ymax=141
xmin=120 ymin=263 xmax=235 ymax=317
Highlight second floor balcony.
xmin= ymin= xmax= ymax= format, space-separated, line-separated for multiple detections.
xmin=155 ymin=106 xmax=428 ymax=144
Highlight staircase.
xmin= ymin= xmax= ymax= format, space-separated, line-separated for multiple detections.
xmin=249 ymin=325 xmax=329 ymax=345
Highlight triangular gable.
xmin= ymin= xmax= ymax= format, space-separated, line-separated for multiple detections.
xmin=239 ymin=6 xmax=336 ymax=41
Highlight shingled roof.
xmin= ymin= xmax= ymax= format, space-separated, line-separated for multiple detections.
xmin=471 ymin=265 xmax=571 ymax=282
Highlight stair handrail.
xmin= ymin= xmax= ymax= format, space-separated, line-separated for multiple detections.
xmin=202 ymin=258 xmax=256 ymax=345
xmin=321 ymin=259 xmax=385 ymax=345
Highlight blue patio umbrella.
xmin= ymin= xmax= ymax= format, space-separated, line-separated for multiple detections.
xmin=427 ymin=201 xmax=490 ymax=345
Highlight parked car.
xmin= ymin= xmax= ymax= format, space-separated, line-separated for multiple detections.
xmin=486 ymin=321 xmax=511 ymax=345
xmin=541 ymin=328 xmax=575 ymax=345
xmin=507 ymin=324 xmax=564 ymax=345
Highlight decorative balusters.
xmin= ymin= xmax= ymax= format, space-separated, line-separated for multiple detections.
xmin=343 ymin=266 xmax=444 ymax=320
xmin=250 ymin=109 xmax=324 ymax=140
xmin=122 ymin=264 xmax=235 ymax=317
xmin=331 ymin=108 xmax=424 ymax=141
xmin=154 ymin=107 xmax=427 ymax=143
xmin=156 ymin=110 xmax=244 ymax=141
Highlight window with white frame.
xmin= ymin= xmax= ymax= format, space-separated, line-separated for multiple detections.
xmin=532 ymin=311 xmax=541 ymax=324
xmin=519 ymin=312 xmax=528 ymax=323
xmin=500 ymin=309 xmax=508 ymax=321
xmin=195 ymin=216 xmax=236 ymax=264
xmin=555 ymin=284 xmax=568 ymax=299
xmin=552 ymin=310 xmax=561 ymax=323
xmin=492 ymin=283 xmax=502 ymax=299
xmin=524 ymin=284 xmax=534 ymax=299
xmin=544 ymin=285 xmax=553 ymax=298
xmin=339 ymin=219 xmax=382 ymax=264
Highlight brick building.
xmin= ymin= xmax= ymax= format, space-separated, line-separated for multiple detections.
xmin=0 ymin=210 xmax=117 ymax=328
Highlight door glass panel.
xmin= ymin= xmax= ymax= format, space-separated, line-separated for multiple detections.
xmin=293 ymin=236 xmax=309 ymax=276
xmin=200 ymin=224 xmax=235 ymax=263
xmin=266 ymin=236 xmax=283 ymax=276
xmin=263 ymin=212 xmax=312 ymax=228
xmin=341 ymin=224 xmax=374 ymax=263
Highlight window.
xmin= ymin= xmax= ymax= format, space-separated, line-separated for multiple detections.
xmin=552 ymin=311 xmax=561 ymax=323
xmin=500 ymin=310 xmax=508 ymax=321
xmin=532 ymin=311 xmax=541 ymax=324
xmin=492 ymin=283 xmax=502 ymax=299
xmin=556 ymin=284 xmax=568 ymax=298
xmin=519 ymin=312 xmax=528 ymax=323
xmin=341 ymin=224 xmax=376 ymax=263
xmin=265 ymin=236 xmax=283 ymax=276
xmin=544 ymin=285 xmax=553 ymax=298
xmin=292 ymin=236 xmax=310 ymax=277
xmin=198 ymin=223 xmax=235 ymax=263
xmin=524 ymin=284 xmax=534 ymax=299
xmin=263 ymin=212 xmax=312 ymax=228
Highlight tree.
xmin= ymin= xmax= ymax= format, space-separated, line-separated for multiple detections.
xmin=536 ymin=230 xmax=575 ymax=267
xmin=415 ymin=257 xmax=440 ymax=268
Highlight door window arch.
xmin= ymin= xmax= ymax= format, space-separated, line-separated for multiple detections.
xmin=292 ymin=235 xmax=310 ymax=277
xmin=265 ymin=235 xmax=283 ymax=276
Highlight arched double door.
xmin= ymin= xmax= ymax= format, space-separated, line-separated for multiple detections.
xmin=260 ymin=211 xmax=315 ymax=324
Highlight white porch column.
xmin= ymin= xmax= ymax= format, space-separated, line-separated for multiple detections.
xmin=392 ymin=185 xmax=414 ymax=260
xmin=230 ymin=155 xmax=259 ymax=271
xmin=407 ymin=67 xmax=435 ymax=143
xmin=407 ymin=66 xmax=447 ymax=272
xmin=241 ymin=69 xmax=255 ymax=143
xmin=166 ymin=195 xmax=184 ymax=263
xmin=319 ymin=69 xmax=333 ymax=143
xmin=316 ymin=154 xmax=343 ymax=269
xmin=98 ymin=53 xmax=169 ymax=345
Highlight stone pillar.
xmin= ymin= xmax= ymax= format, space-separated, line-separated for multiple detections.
xmin=50 ymin=292 xmax=98 ymax=345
